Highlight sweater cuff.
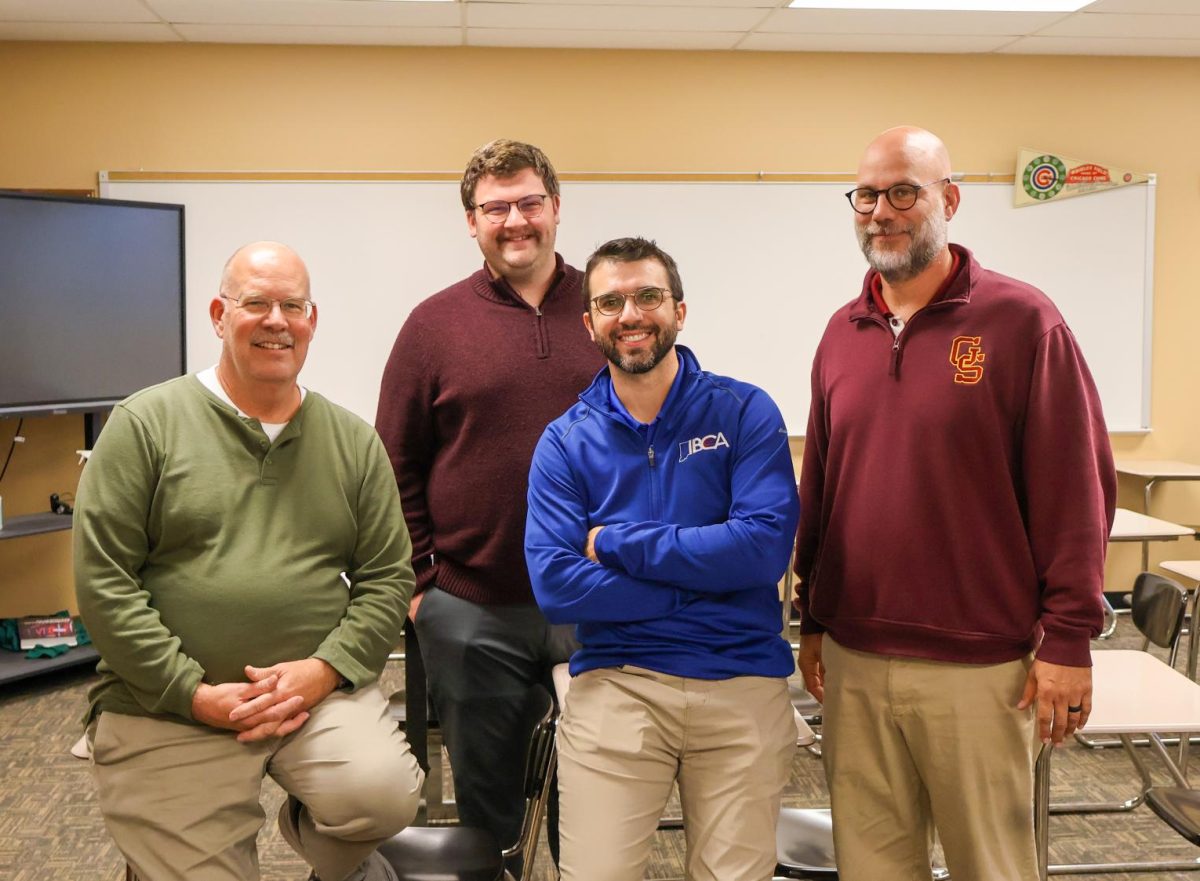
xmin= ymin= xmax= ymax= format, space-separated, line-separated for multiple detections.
xmin=798 ymin=618 xmax=826 ymax=636
xmin=1035 ymin=629 xmax=1093 ymax=667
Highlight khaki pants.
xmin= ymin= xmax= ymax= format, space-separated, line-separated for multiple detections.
xmin=822 ymin=638 xmax=1038 ymax=881
xmin=557 ymin=665 xmax=795 ymax=881
xmin=90 ymin=684 xmax=423 ymax=881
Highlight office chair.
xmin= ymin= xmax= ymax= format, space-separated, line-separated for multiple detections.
xmin=377 ymin=685 xmax=557 ymax=881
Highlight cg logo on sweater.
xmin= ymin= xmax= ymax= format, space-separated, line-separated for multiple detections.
xmin=679 ymin=432 xmax=730 ymax=462
xmin=949 ymin=335 xmax=986 ymax=385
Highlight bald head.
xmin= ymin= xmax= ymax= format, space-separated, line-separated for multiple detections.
xmin=219 ymin=241 xmax=310 ymax=300
xmin=853 ymin=126 xmax=959 ymax=285
xmin=859 ymin=126 xmax=953 ymax=184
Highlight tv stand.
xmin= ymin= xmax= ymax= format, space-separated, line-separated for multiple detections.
xmin=0 ymin=512 xmax=99 ymax=686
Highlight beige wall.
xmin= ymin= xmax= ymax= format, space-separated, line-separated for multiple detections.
xmin=2 ymin=41 xmax=1198 ymax=616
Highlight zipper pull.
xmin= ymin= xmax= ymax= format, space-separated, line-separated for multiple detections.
xmin=648 ymin=446 xmax=656 ymax=468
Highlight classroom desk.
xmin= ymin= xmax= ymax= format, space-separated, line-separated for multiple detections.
xmin=1110 ymin=508 xmax=1194 ymax=572
xmin=1036 ymin=650 xmax=1200 ymax=878
xmin=1115 ymin=460 xmax=1200 ymax=514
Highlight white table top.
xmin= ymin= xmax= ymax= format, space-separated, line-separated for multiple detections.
xmin=1161 ymin=560 xmax=1200 ymax=582
xmin=1086 ymin=650 xmax=1200 ymax=734
xmin=1110 ymin=507 xmax=1194 ymax=541
xmin=1115 ymin=460 xmax=1200 ymax=480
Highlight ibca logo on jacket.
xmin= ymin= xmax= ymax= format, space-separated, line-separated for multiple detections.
xmin=679 ymin=432 xmax=730 ymax=462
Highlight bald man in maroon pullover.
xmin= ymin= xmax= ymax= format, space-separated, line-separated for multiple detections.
xmin=794 ymin=127 xmax=1116 ymax=881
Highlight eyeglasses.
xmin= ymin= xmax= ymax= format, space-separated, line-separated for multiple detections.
xmin=845 ymin=178 xmax=951 ymax=214
xmin=473 ymin=194 xmax=549 ymax=224
xmin=590 ymin=287 xmax=673 ymax=317
xmin=221 ymin=294 xmax=314 ymax=319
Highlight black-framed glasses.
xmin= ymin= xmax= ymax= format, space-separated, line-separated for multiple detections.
xmin=473 ymin=194 xmax=549 ymax=224
xmin=220 ymin=294 xmax=314 ymax=319
xmin=590 ymin=287 xmax=673 ymax=317
xmin=845 ymin=178 xmax=950 ymax=214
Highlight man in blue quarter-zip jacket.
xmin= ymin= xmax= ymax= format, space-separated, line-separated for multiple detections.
xmin=525 ymin=236 xmax=800 ymax=881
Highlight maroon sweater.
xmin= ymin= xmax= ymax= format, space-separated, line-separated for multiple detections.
xmin=376 ymin=256 xmax=604 ymax=605
xmin=795 ymin=245 xmax=1116 ymax=668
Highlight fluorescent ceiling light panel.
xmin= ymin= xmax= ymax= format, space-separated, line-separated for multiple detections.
xmin=788 ymin=1 xmax=1089 ymax=9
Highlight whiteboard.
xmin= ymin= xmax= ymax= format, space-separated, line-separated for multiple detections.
xmin=101 ymin=176 xmax=1154 ymax=434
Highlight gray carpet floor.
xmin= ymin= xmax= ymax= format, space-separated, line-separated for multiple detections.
xmin=3 ymin=617 xmax=1200 ymax=880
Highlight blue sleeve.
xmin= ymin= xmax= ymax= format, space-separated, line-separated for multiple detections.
xmin=594 ymin=391 xmax=799 ymax=592
xmin=525 ymin=426 xmax=689 ymax=625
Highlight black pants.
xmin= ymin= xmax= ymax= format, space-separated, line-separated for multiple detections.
xmin=414 ymin=587 xmax=577 ymax=868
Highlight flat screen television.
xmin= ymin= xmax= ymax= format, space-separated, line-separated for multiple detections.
xmin=0 ymin=191 xmax=185 ymax=417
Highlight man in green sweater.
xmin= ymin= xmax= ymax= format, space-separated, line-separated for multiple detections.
xmin=74 ymin=242 xmax=422 ymax=881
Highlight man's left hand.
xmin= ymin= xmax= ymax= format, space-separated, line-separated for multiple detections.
xmin=1017 ymin=659 xmax=1092 ymax=746
xmin=229 ymin=658 xmax=342 ymax=741
xmin=585 ymin=526 xmax=604 ymax=562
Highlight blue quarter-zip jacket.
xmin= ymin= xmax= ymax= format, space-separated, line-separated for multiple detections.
xmin=525 ymin=346 xmax=799 ymax=679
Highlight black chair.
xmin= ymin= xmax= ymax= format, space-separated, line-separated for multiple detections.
xmin=378 ymin=685 xmax=557 ymax=881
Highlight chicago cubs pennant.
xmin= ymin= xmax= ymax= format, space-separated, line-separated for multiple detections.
xmin=1013 ymin=148 xmax=1149 ymax=208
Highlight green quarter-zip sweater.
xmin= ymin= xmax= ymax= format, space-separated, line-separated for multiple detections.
xmin=74 ymin=375 xmax=414 ymax=723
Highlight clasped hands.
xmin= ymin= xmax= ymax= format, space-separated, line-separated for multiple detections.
xmin=190 ymin=657 xmax=341 ymax=743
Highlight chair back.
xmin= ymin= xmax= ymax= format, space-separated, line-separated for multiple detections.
xmin=501 ymin=685 xmax=557 ymax=880
xmin=1132 ymin=572 xmax=1189 ymax=659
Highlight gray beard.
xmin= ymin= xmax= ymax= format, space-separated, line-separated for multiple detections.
xmin=858 ymin=211 xmax=948 ymax=283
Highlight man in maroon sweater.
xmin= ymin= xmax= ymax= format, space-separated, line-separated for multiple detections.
xmin=375 ymin=140 xmax=602 ymax=864
xmin=794 ymin=126 xmax=1116 ymax=881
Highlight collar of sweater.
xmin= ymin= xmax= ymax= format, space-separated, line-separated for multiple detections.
xmin=849 ymin=242 xmax=976 ymax=323
xmin=469 ymin=253 xmax=568 ymax=308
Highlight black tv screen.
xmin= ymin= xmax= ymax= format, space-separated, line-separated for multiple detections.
xmin=0 ymin=192 xmax=185 ymax=417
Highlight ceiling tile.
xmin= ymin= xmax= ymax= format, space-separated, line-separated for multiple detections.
xmin=1000 ymin=34 xmax=1200 ymax=54
xmin=1081 ymin=0 xmax=1200 ymax=13
xmin=467 ymin=3 xmax=765 ymax=31
xmin=174 ymin=23 xmax=462 ymax=45
xmin=466 ymin=0 xmax=781 ymax=6
xmin=759 ymin=8 xmax=1066 ymax=35
xmin=1037 ymin=11 xmax=1200 ymax=37
xmin=147 ymin=0 xmax=460 ymax=28
xmin=740 ymin=31 xmax=1013 ymax=52
xmin=0 ymin=21 xmax=180 ymax=39
xmin=0 ymin=0 xmax=158 ymax=23
xmin=467 ymin=26 xmax=742 ymax=48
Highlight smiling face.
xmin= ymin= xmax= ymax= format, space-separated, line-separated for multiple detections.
xmin=466 ymin=167 xmax=561 ymax=284
xmin=583 ymin=257 xmax=686 ymax=377
xmin=853 ymin=127 xmax=959 ymax=283
xmin=210 ymin=243 xmax=316 ymax=394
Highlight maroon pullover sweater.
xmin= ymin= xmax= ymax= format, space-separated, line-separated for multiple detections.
xmin=795 ymin=245 xmax=1116 ymax=668
xmin=376 ymin=256 xmax=604 ymax=605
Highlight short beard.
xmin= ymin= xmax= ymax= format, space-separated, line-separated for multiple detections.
xmin=595 ymin=324 xmax=677 ymax=375
xmin=857 ymin=209 xmax=948 ymax=283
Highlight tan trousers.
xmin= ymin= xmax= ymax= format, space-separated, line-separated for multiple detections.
xmin=557 ymin=665 xmax=795 ymax=881
xmin=90 ymin=684 xmax=423 ymax=881
xmin=821 ymin=638 xmax=1038 ymax=881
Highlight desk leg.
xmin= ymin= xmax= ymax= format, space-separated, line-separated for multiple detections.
xmin=1099 ymin=595 xmax=1118 ymax=640
xmin=1035 ymin=744 xmax=1051 ymax=881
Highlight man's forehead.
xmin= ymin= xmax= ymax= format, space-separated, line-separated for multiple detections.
xmin=475 ymin=167 xmax=541 ymax=194
xmin=858 ymin=130 xmax=949 ymax=183
xmin=596 ymin=258 xmax=669 ymax=286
